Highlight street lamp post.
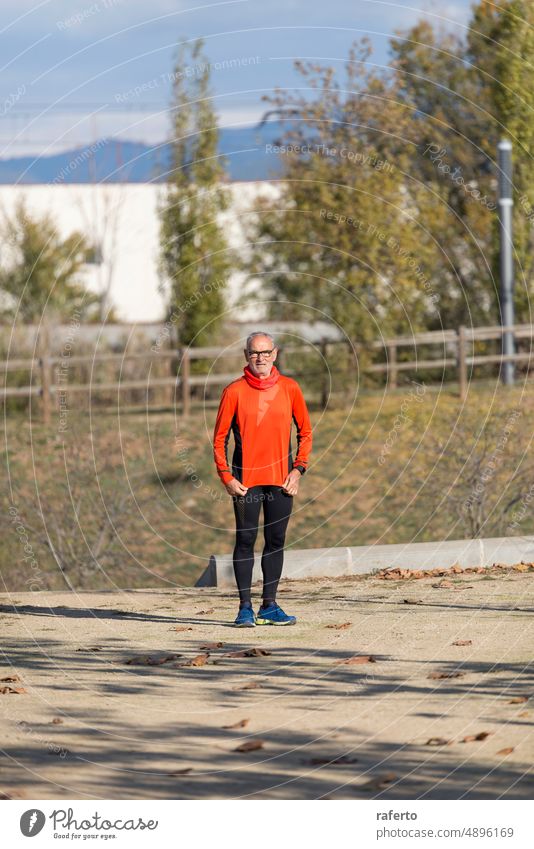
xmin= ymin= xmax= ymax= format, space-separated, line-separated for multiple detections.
xmin=497 ymin=138 xmax=515 ymax=385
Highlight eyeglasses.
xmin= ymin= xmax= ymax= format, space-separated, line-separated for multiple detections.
xmin=247 ymin=349 xmax=275 ymax=359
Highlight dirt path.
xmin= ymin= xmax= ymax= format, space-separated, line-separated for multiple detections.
xmin=0 ymin=571 xmax=533 ymax=799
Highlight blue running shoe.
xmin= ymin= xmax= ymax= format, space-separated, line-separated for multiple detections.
xmin=255 ymin=602 xmax=296 ymax=626
xmin=234 ymin=605 xmax=256 ymax=627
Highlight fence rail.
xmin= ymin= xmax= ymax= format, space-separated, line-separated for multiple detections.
xmin=2 ymin=323 xmax=534 ymax=422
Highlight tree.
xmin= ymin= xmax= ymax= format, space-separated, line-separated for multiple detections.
xmin=0 ymin=198 xmax=98 ymax=323
xmin=389 ymin=16 xmax=500 ymax=329
xmin=245 ymin=39 xmax=444 ymax=347
xmin=492 ymin=0 xmax=534 ymax=321
xmin=390 ymin=1 xmax=534 ymax=326
xmin=159 ymin=37 xmax=232 ymax=347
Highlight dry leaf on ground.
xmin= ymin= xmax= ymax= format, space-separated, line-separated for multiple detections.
xmin=403 ymin=598 xmax=423 ymax=605
xmin=166 ymin=768 xmax=193 ymax=775
xmin=428 ymin=670 xmax=465 ymax=680
xmin=222 ymin=718 xmax=250 ymax=729
xmin=360 ymin=772 xmax=398 ymax=791
xmin=196 ymin=608 xmax=215 ymax=615
xmin=234 ymin=739 xmax=265 ymax=753
xmin=172 ymin=627 xmax=193 ymax=632
xmin=461 ymin=731 xmax=492 ymax=742
xmin=325 ymin=623 xmax=352 ymax=630
xmin=174 ymin=653 xmax=210 ymax=668
xmin=199 ymin=641 xmax=224 ymax=650
xmin=425 ymin=737 xmax=453 ymax=746
xmin=497 ymin=747 xmax=514 ymax=755
xmin=507 ymin=696 xmax=528 ymax=704
xmin=0 ymin=686 xmax=27 ymax=694
xmin=233 ymin=681 xmax=262 ymax=690
xmin=378 ymin=562 xmax=534 ymax=581
xmin=0 ymin=675 xmax=21 ymax=683
xmin=335 ymin=655 xmax=376 ymax=665
xmin=452 ymin=640 xmax=472 ymax=646
xmin=382 ymin=569 xmax=414 ymax=580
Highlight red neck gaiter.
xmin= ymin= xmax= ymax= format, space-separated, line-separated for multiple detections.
xmin=243 ymin=363 xmax=280 ymax=390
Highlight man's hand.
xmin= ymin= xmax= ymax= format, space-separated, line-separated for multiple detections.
xmin=224 ymin=478 xmax=248 ymax=496
xmin=281 ymin=468 xmax=301 ymax=496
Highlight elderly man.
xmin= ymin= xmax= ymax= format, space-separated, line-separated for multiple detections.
xmin=213 ymin=332 xmax=313 ymax=627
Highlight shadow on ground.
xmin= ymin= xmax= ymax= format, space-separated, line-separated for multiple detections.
xmin=1 ymin=628 xmax=532 ymax=800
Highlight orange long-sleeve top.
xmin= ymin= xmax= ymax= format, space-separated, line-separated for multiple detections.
xmin=213 ymin=367 xmax=313 ymax=487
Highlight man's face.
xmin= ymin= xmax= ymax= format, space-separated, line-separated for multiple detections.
xmin=245 ymin=336 xmax=277 ymax=377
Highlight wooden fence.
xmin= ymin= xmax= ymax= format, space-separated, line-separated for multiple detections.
xmin=1 ymin=323 xmax=533 ymax=423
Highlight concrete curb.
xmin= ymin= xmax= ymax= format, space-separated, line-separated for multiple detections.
xmin=196 ymin=536 xmax=534 ymax=587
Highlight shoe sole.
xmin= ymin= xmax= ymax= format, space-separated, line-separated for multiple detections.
xmin=256 ymin=618 xmax=296 ymax=626
xmin=234 ymin=621 xmax=256 ymax=627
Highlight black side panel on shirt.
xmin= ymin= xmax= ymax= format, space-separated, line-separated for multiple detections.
xmin=291 ymin=412 xmax=306 ymax=474
xmin=287 ymin=438 xmax=293 ymax=479
xmin=231 ymin=415 xmax=243 ymax=483
xmin=292 ymin=412 xmax=302 ymax=456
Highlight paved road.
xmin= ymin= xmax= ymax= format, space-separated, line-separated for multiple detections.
xmin=0 ymin=570 xmax=533 ymax=799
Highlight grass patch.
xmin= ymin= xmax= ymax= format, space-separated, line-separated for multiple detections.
xmin=2 ymin=382 xmax=534 ymax=591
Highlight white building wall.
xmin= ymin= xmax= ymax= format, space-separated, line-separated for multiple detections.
xmin=0 ymin=181 xmax=281 ymax=322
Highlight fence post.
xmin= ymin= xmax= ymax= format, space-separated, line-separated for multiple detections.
xmin=181 ymin=347 xmax=190 ymax=416
xmin=169 ymin=328 xmax=177 ymax=409
xmin=387 ymin=343 xmax=397 ymax=390
xmin=351 ymin=340 xmax=360 ymax=386
xmin=276 ymin=345 xmax=283 ymax=374
xmin=458 ymin=325 xmax=467 ymax=401
xmin=39 ymin=325 xmax=52 ymax=425
xmin=320 ymin=338 xmax=329 ymax=409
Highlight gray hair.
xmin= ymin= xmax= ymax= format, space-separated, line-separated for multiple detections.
xmin=245 ymin=331 xmax=276 ymax=351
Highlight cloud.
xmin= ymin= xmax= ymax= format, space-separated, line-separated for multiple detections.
xmin=2 ymin=0 xmax=474 ymax=158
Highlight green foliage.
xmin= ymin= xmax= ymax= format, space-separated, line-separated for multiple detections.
xmin=246 ymin=40 xmax=442 ymax=344
xmin=246 ymin=2 xmax=534 ymax=336
xmin=492 ymin=0 xmax=534 ymax=319
xmin=390 ymin=1 xmax=534 ymax=325
xmin=159 ymin=37 xmax=233 ymax=347
xmin=0 ymin=198 xmax=98 ymax=323
xmin=390 ymin=16 xmax=500 ymax=329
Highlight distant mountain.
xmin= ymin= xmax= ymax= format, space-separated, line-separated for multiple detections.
xmin=0 ymin=122 xmax=289 ymax=184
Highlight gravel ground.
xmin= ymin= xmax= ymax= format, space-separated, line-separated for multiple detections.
xmin=0 ymin=570 xmax=533 ymax=800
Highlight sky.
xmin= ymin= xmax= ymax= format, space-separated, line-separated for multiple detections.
xmin=0 ymin=0 xmax=473 ymax=158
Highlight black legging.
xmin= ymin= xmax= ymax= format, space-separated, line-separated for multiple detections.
xmin=232 ymin=485 xmax=293 ymax=605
